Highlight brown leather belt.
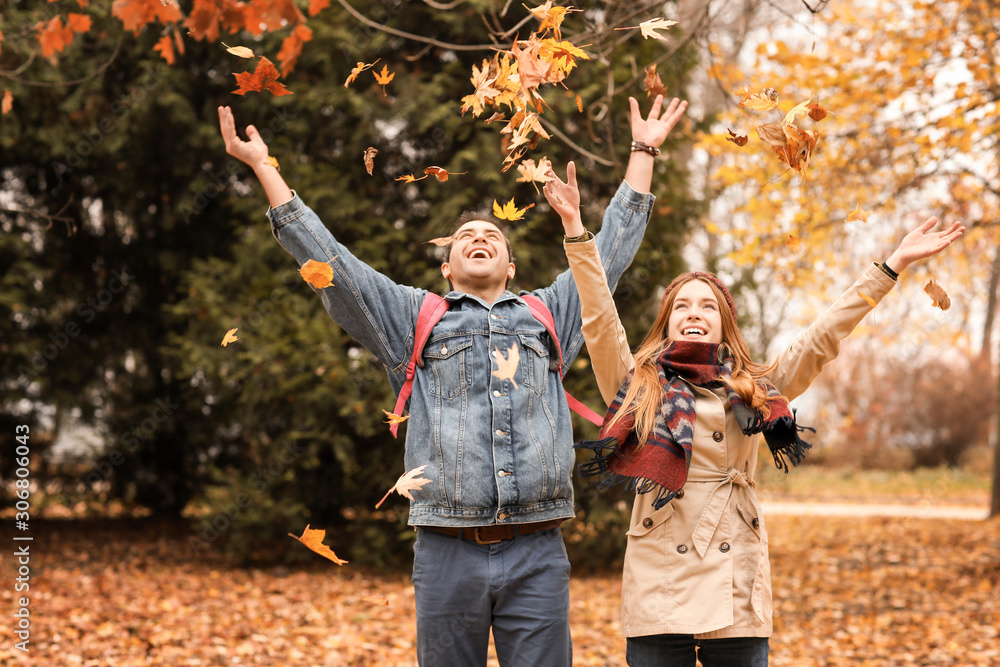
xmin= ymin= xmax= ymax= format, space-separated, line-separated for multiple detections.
xmin=421 ymin=519 xmax=564 ymax=545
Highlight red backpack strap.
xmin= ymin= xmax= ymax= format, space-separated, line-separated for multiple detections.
xmin=520 ymin=294 xmax=603 ymax=427
xmin=390 ymin=292 xmax=449 ymax=438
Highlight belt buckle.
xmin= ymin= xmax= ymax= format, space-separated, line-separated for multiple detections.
xmin=473 ymin=526 xmax=504 ymax=545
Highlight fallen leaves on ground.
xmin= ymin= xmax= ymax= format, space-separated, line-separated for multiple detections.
xmin=3 ymin=514 xmax=994 ymax=666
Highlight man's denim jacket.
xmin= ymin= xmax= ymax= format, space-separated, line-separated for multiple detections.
xmin=268 ymin=181 xmax=653 ymax=527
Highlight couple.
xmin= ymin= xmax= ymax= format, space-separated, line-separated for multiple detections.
xmin=219 ymin=95 xmax=963 ymax=666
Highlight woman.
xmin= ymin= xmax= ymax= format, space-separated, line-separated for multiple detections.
xmin=542 ymin=162 xmax=965 ymax=666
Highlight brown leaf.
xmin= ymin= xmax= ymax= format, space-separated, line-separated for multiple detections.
xmin=808 ymin=103 xmax=828 ymax=121
xmin=375 ymin=465 xmax=432 ymax=508
xmin=220 ymin=328 xmax=239 ymax=347
xmin=288 ymin=525 xmax=348 ymax=565
xmin=643 ymin=64 xmax=667 ymax=98
xmin=361 ymin=595 xmax=389 ymax=606
xmin=299 ymin=259 xmax=335 ymax=289
xmin=424 ymin=166 xmax=466 ymax=182
xmin=345 ymin=58 xmax=379 ymax=88
xmin=484 ymin=112 xmax=507 ymax=125
xmin=363 ymin=147 xmax=378 ymax=176
xmin=725 ymin=128 xmax=748 ymax=146
xmin=924 ymin=280 xmax=951 ymax=310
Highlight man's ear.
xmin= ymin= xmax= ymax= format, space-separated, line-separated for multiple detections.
xmin=506 ymin=263 xmax=515 ymax=281
xmin=441 ymin=263 xmax=452 ymax=281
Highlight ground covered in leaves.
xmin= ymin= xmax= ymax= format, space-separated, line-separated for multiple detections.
xmin=1 ymin=514 xmax=997 ymax=666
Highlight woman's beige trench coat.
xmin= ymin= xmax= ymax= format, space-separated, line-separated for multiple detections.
xmin=566 ymin=238 xmax=896 ymax=639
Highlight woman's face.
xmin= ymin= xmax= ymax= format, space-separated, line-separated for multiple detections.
xmin=667 ymin=280 xmax=723 ymax=344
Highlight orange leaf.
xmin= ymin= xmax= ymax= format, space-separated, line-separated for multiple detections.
xmin=308 ymin=0 xmax=331 ymax=16
xmin=373 ymin=63 xmax=394 ymax=96
xmin=344 ymin=58 xmax=379 ymax=87
xmin=299 ymin=259 xmax=335 ymax=289
xmin=845 ymin=203 xmax=869 ymax=223
xmin=112 ymin=0 xmax=183 ymax=35
xmin=221 ymin=328 xmax=239 ymax=347
xmin=857 ymin=291 xmax=877 ymax=308
xmin=263 ymin=155 xmax=280 ymax=171
xmin=924 ymin=280 xmax=951 ymax=310
xmin=36 ymin=16 xmax=75 ymax=59
xmin=382 ymin=409 xmax=409 ymax=426
xmin=288 ymin=525 xmax=348 ymax=565
xmin=1 ymin=90 xmax=11 ymax=115
xmin=232 ymin=56 xmax=293 ymax=96
xmin=493 ymin=198 xmax=534 ymax=221
xmin=575 ymin=94 xmax=583 ymax=113
xmin=395 ymin=173 xmax=428 ymax=183
xmin=375 ymin=465 xmax=432 ymax=509
xmin=363 ymin=147 xmax=378 ymax=175
xmin=67 ymin=12 xmax=92 ymax=33
xmin=511 ymin=35 xmax=551 ymax=89
xmin=491 ymin=342 xmax=521 ymax=388
xmin=361 ymin=595 xmax=389 ymax=606
xmin=277 ymin=23 xmax=312 ymax=75
xmin=725 ymin=128 xmax=748 ymax=146
xmin=784 ymin=234 xmax=800 ymax=251
xmin=808 ymin=103 xmax=828 ymax=122
xmin=154 ymin=34 xmax=176 ymax=64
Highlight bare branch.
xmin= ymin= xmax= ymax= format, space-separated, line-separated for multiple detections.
xmin=335 ymin=0 xmax=497 ymax=51
xmin=0 ymin=38 xmax=123 ymax=88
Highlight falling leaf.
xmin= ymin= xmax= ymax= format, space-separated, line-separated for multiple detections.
xmin=375 ymin=465 xmax=432 ymax=509
xmin=924 ymin=280 xmax=951 ymax=310
xmin=784 ymin=234 xmax=801 ymax=251
xmin=616 ymin=17 xmax=679 ymax=40
xmin=425 ymin=235 xmax=454 ymax=247
xmin=221 ymin=328 xmax=239 ymax=347
xmin=222 ymin=42 xmax=254 ymax=58
xmin=288 ymin=525 xmax=348 ymax=565
xmin=484 ymin=112 xmax=507 ymax=125
xmin=756 ymin=122 xmax=819 ymax=177
xmin=644 ymin=64 xmax=668 ymax=98
xmin=276 ymin=24 xmax=313 ymax=75
xmin=808 ymin=103 xmax=828 ymax=121
xmin=345 ymin=58 xmax=379 ymax=88
xmin=857 ymin=291 xmax=877 ymax=308
xmin=782 ymin=98 xmax=813 ymax=127
xmin=516 ymin=158 xmax=553 ymax=192
xmin=424 ymin=166 xmax=466 ymax=182
xmin=575 ymin=94 xmax=583 ymax=112
xmin=491 ymin=342 xmax=521 ymax=388
xmin=739 ymin=87 xmax=779 ymax=111
xmin=395 ymin=173 xmax=428 ymax=183
xmin=725 ymin=128 xmax=748 ymax=146
xmin=845 ymin=203 xmax=869 ymax=223
xmin=363 ymin=147 xmax=378 ymax=175
xmin=153 ymin=34 xmax=175 ymax=64
xmin=460 ymin=59 xmax=501 ymax=116
xmin=232 ymin=56 xmax=293 ymax=97
xmin=511 ymin=36 xmax=552 ymax=90
xmin=1 ymin=90 xmax=12 ymax=115
xmin=528 ymin=1 xmax=573 ymax=37
xmin=263 ymin=155 xmax=280 ymax=171
xmin=373 ymin=64 xmax=394 ymax=96
xmin=493 ymin=198 xmax=535 ymax=221
xmin=308 ymin=0 xmax=331 ymax=16
xmin=361 ymin=595 xmax=389 ymax=606
xmin=299 ymin=259 xmax=335 ymax=289
xmin=382 ymin=409 xmax=409 ymax=426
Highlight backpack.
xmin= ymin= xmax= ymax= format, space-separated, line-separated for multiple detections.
xmin=389 ymin=292 xmax=604 ymax=437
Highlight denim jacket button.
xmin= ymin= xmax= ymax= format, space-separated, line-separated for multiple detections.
xmin=497 ymin=513 xmax=509 ymax=521
xmin=495 ymin=429 xmax=505 ymax=437
xmin=493 ymin=390 xmax=501 ymax=397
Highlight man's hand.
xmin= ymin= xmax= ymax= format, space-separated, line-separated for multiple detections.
xmin=542 ymin=161 xmax=585 ymax=238
xmin=884 ymin=217 xmax=966 ymax=274
xmin=630 ymin=95 xmax=688 ymax=148
xmin=218 ymin=105 xmax=270 ymax=170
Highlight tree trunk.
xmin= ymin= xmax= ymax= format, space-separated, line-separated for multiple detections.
xmin=993 ymin=333 xmax=1000 ymax=517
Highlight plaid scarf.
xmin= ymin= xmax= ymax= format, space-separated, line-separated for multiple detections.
xmin=577 ymin=341 xmax=812 ymax=509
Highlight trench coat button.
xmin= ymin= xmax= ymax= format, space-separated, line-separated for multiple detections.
xmin=642 ymin=518 xmax=653 ymax=529
xmin=675 ymin=489 xmax=685 ymax=499
xmin=712 ymin=430 xmax=724 ymax=442
xmin=676 ymin=544 xmax=688 ymax=554
xmin=720 ymin=542 xmax=731 ymax=553
xmin=752 ymin=518 xmax=760 ymax=529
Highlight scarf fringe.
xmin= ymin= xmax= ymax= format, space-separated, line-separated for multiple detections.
xmin=768 ymin=415 xmax=815 ymax=472
xmin=575 ymin=437 xmax=678 ymax=509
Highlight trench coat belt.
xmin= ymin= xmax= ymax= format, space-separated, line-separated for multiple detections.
xmin=687 ymin=468 xmax=752 ymax=558
xmin=686 ymin=467 xmax=768 ymax=623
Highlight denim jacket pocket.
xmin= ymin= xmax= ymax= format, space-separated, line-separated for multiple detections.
xmin=423 ymin=334 xmax=474 ymax=399
xmin=516 ymin=333 xmax=551 ymax=395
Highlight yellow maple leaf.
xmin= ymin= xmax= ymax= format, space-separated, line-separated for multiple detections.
xmin=491 ymin=342 xmax=521 ymax=388
xmin=220 ymin=328 xmax=239 ymax=347
xmin=375 ymin=464 xmax=432 ymax=508
xmin=528 ymin=1 xmax=574 ymax=38
xmin=845 ymin=203 xmax=870 ymax=223
xmin=395 ymin=173 xmax=429 ymax=183
xmin=299 ymin=259 xmax=335 ymax=289
xmin=493 ymin=198 xmax=535 ymax=221
xmin=373 ymin=63 xmax=394 ymax=96
xmin=382 ymin=409 xmax=409 ymax=426
xmin=288 ymin=525 xmax=348 ymax=565
xmin=262 ymin=155 xmax=279 ymax=171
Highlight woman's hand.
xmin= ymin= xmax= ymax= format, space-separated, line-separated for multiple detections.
xmin=885 ymin=217 xmax=966 ymax=274
xmin=542 ymin=160 xmax=585 ymax=238
xmin=630 ymin=95 xmax=688 ymax=148
xmin=218 ymin=105 xmax=271 ymax=170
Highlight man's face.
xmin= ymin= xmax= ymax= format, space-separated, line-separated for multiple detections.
xmin=667 ymin=280 xmax=724 ymax=344
xmin=441 ymin=220 xmax=515 ymax=295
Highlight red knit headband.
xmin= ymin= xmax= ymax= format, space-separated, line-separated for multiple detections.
xmin=661 ymin=271 xmax=738 ymax=323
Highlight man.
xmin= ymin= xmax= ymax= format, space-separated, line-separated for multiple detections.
xmin=217 ymin=94 xmax=687 ymax=666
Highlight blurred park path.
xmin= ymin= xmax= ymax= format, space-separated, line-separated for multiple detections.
xmin=763 ymin=501 xmax=990 ymax=520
